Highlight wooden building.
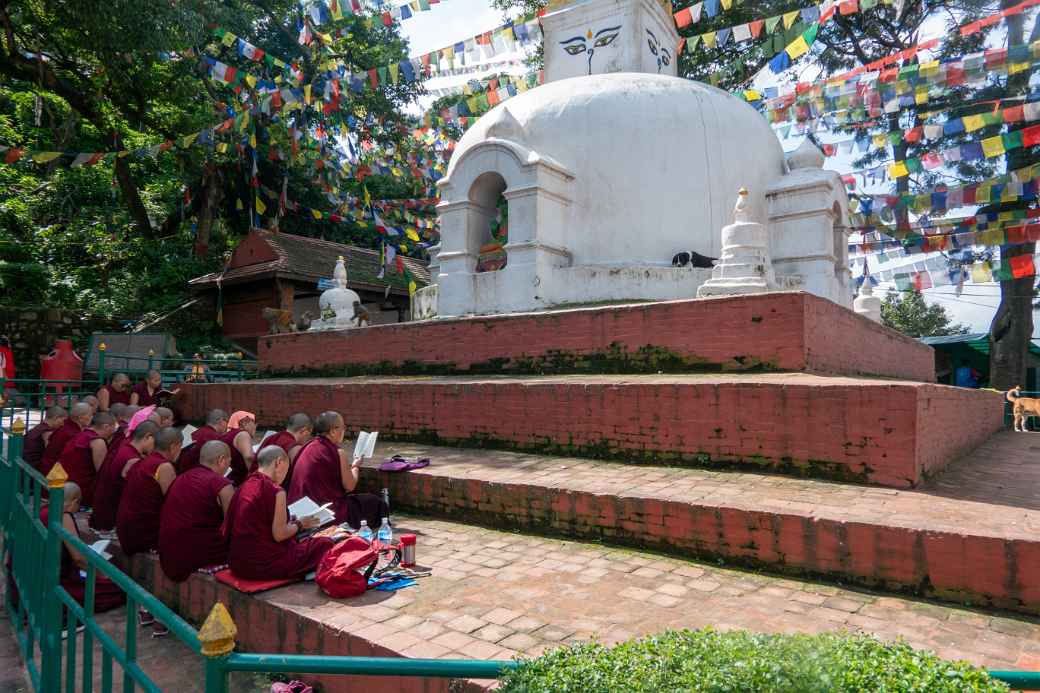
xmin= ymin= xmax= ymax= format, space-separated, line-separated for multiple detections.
xmin=189 ymin=229 xmax=429 ymax=354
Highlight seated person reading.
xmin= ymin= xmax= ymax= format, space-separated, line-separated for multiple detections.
xmin=116 ymin=427 xmax=179 ymax=555
xmin=90 ymin=422 xmax=157 ymax=532
xmin=159 ymin=440 xmax=235 ymax=582
xmin=220 ymin=410 xmax=256 ymax=486
xmin=41 ymin=402 xmax=91 ymax=475
xmin=131 ymin=369 xmax=179 ymax=407
xmin=224 ymin=446 xmax=334 ymax=580
xmin=178 ymin=408 xmax=228 ymax=475
xmin=288 ymin=411 xmax=387 ymax=530
xmin=60 ymin=412 xmax=116 ymax=507
xmin=97 ymin=373 xmax=132 ymax=412
xmin=257 ymin=412 xmax=313 ymax=488
xmin=43 ymin=482 xmax=125 ymax=614
xmin=23 ymin=406 xmax=66 ymax=471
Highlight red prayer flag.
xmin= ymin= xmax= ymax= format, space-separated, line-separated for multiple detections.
xmin=1022 ymin=123 xmax=1040 ymax=146
xmin=1003 ymin=105 xmax=1024 ymax=123
xmin=839 ymin=0 xmax=858 ymax=14
xmin=904 ymin=126 xmax=923 ymax=142
xmin=382 ymin=11 xmax=392 ymax=26
xmin=1025 ymin=223 xmax=1040 ymax=241
xmin=913 ymin=270 xmax=932 ymax=290
xmin=674 ymin=7 xmax=692 ymax=28
xmin=368 ymin=68 xmax=378 ymax=88
xmin=750 ymin=19 xmax=765 ymax=37
xmin=1010 ymin=253 xmax=1036 ymax=278
xmin=4 ymin=148 xmax=23 ymax=164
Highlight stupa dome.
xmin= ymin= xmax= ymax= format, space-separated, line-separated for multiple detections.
xmin=446 ymin=73 xmax=786 ymax=263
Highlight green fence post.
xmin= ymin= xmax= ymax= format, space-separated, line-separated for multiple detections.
xmin=41 ymin=464 xmax=69 ymax=693
xmin=200 ymin=603 xmax=236 ymax=693
xmin=97 ymin=343 xmax=107 ymax=390
xmin=147 ymin=349 xmax=155 ymax=373
xmin=0 ymin=419 xmax=25 ymax=540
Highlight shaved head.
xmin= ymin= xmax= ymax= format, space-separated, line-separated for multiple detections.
xmin=90 ymin=412 xmax=115 ymax=427
xmin=287 ymin=413 xmax=312 ymax=432
xmin=125 ymin=405 xmax=141 ymax=418
xmin=154 ymin=427 xmax=181 ymax=452
xmin=70 ymin=402 xmax=92 ymax=420
xmin=112 ymin=373 xmax=129 ymax=385
xmin=44 ymin=406 xmax=67 ymax=421
xmin=82 ymin=395 xmax=99 ymax=410
xmin=154 ymin=407 xmax=173 ymax=420
xmin=63 ymin=481 xmax=82 ymax=508
xmin=206 ymin=409 xmax=229 ymax=426
xmin=147 ymin=369 xmax=161 ymax=379
xmin=313 ymin=411 xmax=343 ymax=435
xmin=199 ymin=440 xmax=230 ymax=467
xmin=256 ymin=445 xmax=287 ymax=469
xmin=132 ymin=421 xmax=158 ymax=441
xmin=110 ymin=403 xmax=127 ymax=421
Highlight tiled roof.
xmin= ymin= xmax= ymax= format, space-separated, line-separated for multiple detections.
xmin=189 ymin=229 xmax=429 ymax=295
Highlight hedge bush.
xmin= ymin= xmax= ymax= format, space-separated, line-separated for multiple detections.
xmin=497 ymin=629 xmax=1008 ymax=693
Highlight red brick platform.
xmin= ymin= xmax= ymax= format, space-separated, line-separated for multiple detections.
xmin=258 ymin=292 xmax=936 ymax=382
xmin=180 ymin=373 xmax=1002 ymax=487
xmin=349 ymin=432 xmax=1040 ymax=615
xmin=124 ymin=514 xmax=1040 ymax=693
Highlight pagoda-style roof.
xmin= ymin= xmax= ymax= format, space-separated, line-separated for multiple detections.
xmin=189 ymin=229 xmax=429 ymax=296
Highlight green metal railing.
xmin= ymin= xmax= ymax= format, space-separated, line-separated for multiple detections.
xmin=0 ymin=422 xmax=516 ymax=692
xmin=0 ymin=378 xmax=99 ymax=430
xmin=96 ymin=346 xmax=258 ymax=387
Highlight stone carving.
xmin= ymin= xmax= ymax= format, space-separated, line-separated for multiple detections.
xmin=697 ymin=188 xmax=777 ymax=298
xmin=311 ymin=256 xmax=364 ymax=331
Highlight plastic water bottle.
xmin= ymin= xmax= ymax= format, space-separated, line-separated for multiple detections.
xmin=358 ymin=520 xmax=373 ymax=543
xmin=377 ymin=517 xmax=392 ymax=546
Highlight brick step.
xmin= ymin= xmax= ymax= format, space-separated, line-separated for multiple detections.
xmin=353 ymin=433 xmax=1040 ymax=616
xmin=258 ymin=292 xmax=936 ymax=382
xmin=127 ymin=513 xmax=1040 ymax=691
xmin=180 ymin=373 xmax=1003 ymax=487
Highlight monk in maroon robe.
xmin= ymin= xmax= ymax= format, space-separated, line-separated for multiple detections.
xmin=257 ymin=413 xmax=312 ymax=489
xmin=116 ymin=427 xmax=179 ymax=555
xmin=159 ymin=440 xmax=235 ymax=582
xmin=225 ymin=447 xmax=333 ymax=580
xmin=220 ymin=411 xmax=257 ymax=486
xmin=43 ymin=482 xmax=125 ymax=614
xmin=97 ymin=373 xmax=132 ymax=412
xmin=149 ymin=406 xmax=174 ymax=429
xmin=90 ymin=422 xmax=157 ymax=532
xmin=23 ymin=406 xmax=66 ymax=471
xmin=288 ymin=411 xmax=387 ymax=530
xmin=60 ymin=412 xmax=116 ymax=507
xmin=40 ymin=402 xmax=91 ymax=475
xmin=177 ymin=408 xmax=228 ymax=475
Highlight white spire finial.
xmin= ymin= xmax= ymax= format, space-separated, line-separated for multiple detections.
xmin=733 ymin=187 xmax=749 ymax=223
xmin=334 ymin=255 xmax=348 ymax=289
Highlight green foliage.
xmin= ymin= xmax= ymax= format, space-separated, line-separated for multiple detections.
xmin=881 ymin=289 xmax=970 ymax=337
xmin=498 ymin=629 xmax=1008 ymax=693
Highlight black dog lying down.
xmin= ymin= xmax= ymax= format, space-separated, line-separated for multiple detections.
xmin=672 ymin=251 xmax=717 ymax=268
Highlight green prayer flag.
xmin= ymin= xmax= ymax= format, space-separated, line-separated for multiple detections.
xmin=906 ymin=157 xmax=923 ymax=173
xmin=993 ymin=263 xmax=1013 ymax=281
xmin=1004 ymin=130 xmax=1024 ymax=150
xmin=765 ymin=15 xmax=782 ymax=34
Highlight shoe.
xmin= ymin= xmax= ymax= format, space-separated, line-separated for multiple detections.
xmin=61 ymin=624 xmax=85 ymax=639
xmin=138 ymin=608 xmax=155 ymax=626
xmin=151 ymin=622 xmax=169 ymax=638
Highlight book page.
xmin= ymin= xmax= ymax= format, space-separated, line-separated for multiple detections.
xmin=363 ymin=431 xmax=378 ymax=459
xmin=180 ymin=424 xmax=197 ymax=448
xmin=252 ymin=430 xmax=276 ymax=453
xmin=353 ymin=431 xmax=379 ymax=460
xmin=90 ymin=539 xmax=113 ymax=561
xmin=288 ymin=496 xmax=335 ymax=528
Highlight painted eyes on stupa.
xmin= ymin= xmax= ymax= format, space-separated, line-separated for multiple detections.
xmin=560 ymin=26 xmax=621 ymax=54
xmin=562 ymin=40 xmax=587 ymax=55
xmin=593 ymin=30 xmax=619 ymax=48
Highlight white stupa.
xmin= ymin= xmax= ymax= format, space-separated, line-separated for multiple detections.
xmin=312 ymin=256 xmax=363 ymax=330
xmin=418 ymin=0 xmax=853 ymax=318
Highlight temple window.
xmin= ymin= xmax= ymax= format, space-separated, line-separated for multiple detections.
xmin=470 ymin=172 xmax=509 ymax=273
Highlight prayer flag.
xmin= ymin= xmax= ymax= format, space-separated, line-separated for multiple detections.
xmin=1010 ymin=253 xmax=1036 ymax=278
xmin=255 ymin=195 xmax=266 ymax=215
xmin=981 ymin=135 xmax=1005 ymax=158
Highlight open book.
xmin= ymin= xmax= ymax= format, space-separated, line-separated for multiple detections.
xmin=353 ymin=431 xmax=378 ymax=460
xmin=252 ymin=430 xmax=276 ymax=453
xmin=89 ymin=539 xmax=113 ymax=561
xmin=288 ymin=496 xmax=336 ymax=529
xmin=180 ymin=424 xmax=197 ymax=449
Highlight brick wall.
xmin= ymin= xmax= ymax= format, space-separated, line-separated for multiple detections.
xmin=258 ymin=292 xmax=936 ymax=382
xmin=180 ymin=375 xmax=1001 ymax=487
xmin=355 ymin=467 xmax=1040 ymax=615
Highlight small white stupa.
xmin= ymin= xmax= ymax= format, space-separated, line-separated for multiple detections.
xmin=853 ymin=266 xmax=882 ymax=323
xmin=698 ymin=188 xmax=776 ymax=298
xmin=312 ymin=256 xmax=363 ymax=330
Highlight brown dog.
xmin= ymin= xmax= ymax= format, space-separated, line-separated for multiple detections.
xmin=1007 ymin=386 xmax=1040 ymax=432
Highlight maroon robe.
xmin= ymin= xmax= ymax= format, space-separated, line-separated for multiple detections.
xmin=159 ymin=466 xmax=232 ymax=582
xmin=41 ymin=419 xmax=81 ymax=475
xmin=224 ymin=472 xmax=333 ymax=580
xmin=131 ymin=381 xmax=159 ymax=407
xmin=98 ymin=383 xmax=131 ymax=409
xmin=61 ymin=429 xmax=105 ymax=507
xmin=89 ymin=439 xmax=141 ymax=531
xmin=23 ymin=422 xmax=54 ymax=471
xmin=288 ymin=437 xmax=387 ymax=530
xmin=177 ymin=425 xmax=222 ymax=475
xmin=115 ymin=452 xmax=168 ymax=555
xmin=219 ymin=428 xmax=251 ymax=486
xmin=41 ymin=507 xmax=125 ymax=613
xmin=258 ymin=430 xmax=299 ymax=488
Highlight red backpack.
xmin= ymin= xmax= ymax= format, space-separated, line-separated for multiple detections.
xmin=315 ymin=537 xmax=380 ymax=598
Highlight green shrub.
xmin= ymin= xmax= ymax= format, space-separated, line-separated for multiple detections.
xmin=498 ymin=629 xmax=1008 ymax=693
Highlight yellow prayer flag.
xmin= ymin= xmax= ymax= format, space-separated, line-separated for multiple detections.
xmin=304 ymin=84 xmax=312 ymax=104
xmin=975 ymin=186 xmax=991 ymax=204
xmin=312 ymin=208 xmax=323 ymax=220
xmin=702 ymin=31 xmax=717 ymax=49
xmin=216 ymin=142 xmax=228 ymax=153
xmin=408 ymin=279 xmax=417 ymax=296
xmin=389 ymin=64 xmax=399 ymax=83
xmin=872 ymin=134 xmax=887 ymax=148
xmin=249 ymin=134 xmax=257 ymax=148
xmin=971 ymin=263 xmax=992 ymax=283
xmin=721 ymin=0 xmax=732 ymax=8
xmin=467 ymin=96 xmax=479 ymax=112
xmin=406 ymin=228 xmax=420 ymax=241
xmin=914 ymin=87 xmax=928 ymax=105
xmin=786 ymin=35 xmax=810 ymax=60
xmin=1009 ymin=62 xmax=1030 ymax=76
xmin=783 ymin=10 xmax=799 ymax=28
xmin=981 ymin=135 xmax=1005 ymax=158
xmin=245 ymin=74 xmax=257 ymax=88
xmin=181 ymin=133 xmax=198 ymax=148
xmin=222 ymin=32 xmax=237 ymax=47
xmin=32 ymin=151 xmax=62 ymax=163
xmin=962 ymin=114 xmax=984 ymax=132
xmin=888 ymin=161 xmax=909 ymax=178
xmin=255 ymin=195 xmax=266 ymax=215
xmin=978 ymin=229 xmax=1002 ymax=245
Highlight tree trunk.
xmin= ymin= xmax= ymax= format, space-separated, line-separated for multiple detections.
xmin=113 ymin=153 xmax=154 ymax=237
xmin=194 ymin=166 xmax=222 ymax=259
xmin=988 ymin=1 xmax=1036 ymax=389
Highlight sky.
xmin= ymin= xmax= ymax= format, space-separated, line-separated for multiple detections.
xmin=396 ymin=0 xmax=1036 ymax=333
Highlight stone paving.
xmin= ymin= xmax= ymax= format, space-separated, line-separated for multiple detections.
xmin=250 ymin=515 xmax=1040 ymax=672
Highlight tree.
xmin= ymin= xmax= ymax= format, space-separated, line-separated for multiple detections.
xmin=880 ymin=289 xmax=970 ymax=337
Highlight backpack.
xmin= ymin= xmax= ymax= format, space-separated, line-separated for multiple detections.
xmin=315 ymin=536 xmax=380 ymax=598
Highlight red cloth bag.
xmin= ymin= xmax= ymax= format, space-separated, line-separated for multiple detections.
xmin=315 ymin=537 xmax=380 ymax=598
